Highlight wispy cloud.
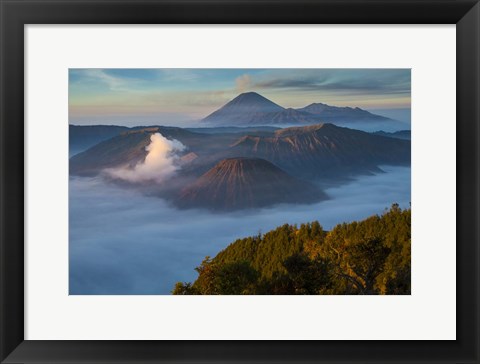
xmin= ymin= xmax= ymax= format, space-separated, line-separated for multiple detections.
xmin=160 ymin=69 xmax=201 ymax=82
xmin=252 ymin=69 xmax=411 ymax=95
xmin=71 ymin=69 xmax=146 ymax=92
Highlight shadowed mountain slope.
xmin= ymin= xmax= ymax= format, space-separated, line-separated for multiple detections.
xmin=69 ymin=125 xmax=129 ymax=156
xmin=175 ymin=158 xmax=327 ymax=211
xmin=223 ymin=123 xmax=410 ymax=180
xmin=69 ymin=127 xmax=220 ymax=176
xmin=202 ymin=92 xmax=284 ymax=125
xmin=70 ymin=128 xmax=156 ymax=176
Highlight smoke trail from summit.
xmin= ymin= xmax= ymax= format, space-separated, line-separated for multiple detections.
xmin=106 ymin=133 xmax=186 ymax=184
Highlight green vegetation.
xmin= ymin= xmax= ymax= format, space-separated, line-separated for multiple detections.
xmin=172 ymin=204 xmax=411 ymax=295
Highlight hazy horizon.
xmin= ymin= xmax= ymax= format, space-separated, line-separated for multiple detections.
xmin=69 ymin=69 xmax=411 ymax=127
xmin=68 ymin=106 xmax=412 ymax=128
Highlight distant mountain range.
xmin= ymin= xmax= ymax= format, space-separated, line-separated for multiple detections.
xmin=69 ymin=125 xmax=129 ymax=157
xmin=297 ymin=102 xmax=388 ymax=121
xmin=202 ymin=92 xmax=409 ymax=132
xmin=70 ymin=123 xmax=410 ymax=211
xmin=373 ymin=130 xmax=411 ymax=140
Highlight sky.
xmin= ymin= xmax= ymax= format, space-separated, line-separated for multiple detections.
xmin=69 ymin=69 xmax=411 ymax=127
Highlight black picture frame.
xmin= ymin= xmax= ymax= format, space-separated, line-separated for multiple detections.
xmin=1 ymin=0 xmax=479 ymax=363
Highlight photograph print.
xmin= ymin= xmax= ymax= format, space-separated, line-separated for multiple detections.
xmin=69 ymin=69 xmax=411 ymax=295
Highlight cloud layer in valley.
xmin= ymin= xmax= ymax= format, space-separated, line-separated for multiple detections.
xmin=69 ymin=166 xmax=411 ymax=295
xmin=105 ymin=133 xmax=186 ymax=184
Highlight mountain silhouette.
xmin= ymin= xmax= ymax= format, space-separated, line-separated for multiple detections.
xmin=297 ymin=103 xmax=388 ymax=121
xmin=202 ymin=92 xmax=284 ymax=125
xmin=201 ymin=92 xmax=407 ymax=131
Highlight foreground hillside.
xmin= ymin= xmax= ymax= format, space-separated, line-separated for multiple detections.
xmin=172 ymin=204 xmax=411 ymax=295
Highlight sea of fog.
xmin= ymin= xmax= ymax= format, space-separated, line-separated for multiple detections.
xmin=69 ymin=166 xmax=411 ymax=295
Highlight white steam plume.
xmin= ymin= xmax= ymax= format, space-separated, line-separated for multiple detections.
xmin=235 ymin=74 xmax=252 ymax=93
xmin=106 ymin=133 xmax=186 ymax=184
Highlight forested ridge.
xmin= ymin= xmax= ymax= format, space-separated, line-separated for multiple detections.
xmin=172 ymin=204 xmax=411 ymax=295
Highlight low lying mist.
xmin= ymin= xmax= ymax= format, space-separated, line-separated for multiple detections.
xmin=69 ymin=165 xmax=411 ymax=295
